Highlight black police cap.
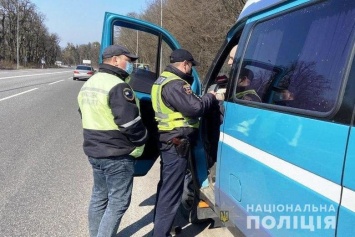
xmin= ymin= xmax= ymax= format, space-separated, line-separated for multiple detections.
xmin=170 ymin=49 xmax=199 ymax=66
xmin=102 ymin=45 xmax=138 ymax=61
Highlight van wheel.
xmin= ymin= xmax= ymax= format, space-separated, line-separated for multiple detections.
xmin=179 ymin=170 xmax=202 ymax=224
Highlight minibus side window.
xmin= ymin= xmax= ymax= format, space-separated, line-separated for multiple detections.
xmin=233 ymin=0 xmax=355 ymax=114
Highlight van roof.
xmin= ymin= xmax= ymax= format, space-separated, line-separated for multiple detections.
xmin=237 ymin=0 xmax=288 ymax=21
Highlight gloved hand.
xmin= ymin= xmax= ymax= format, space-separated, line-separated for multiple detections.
xmin=216 ymin=88 xmax=226 ymax=101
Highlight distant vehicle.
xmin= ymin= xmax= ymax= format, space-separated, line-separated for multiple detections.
xmin=134 ymin=63 xmax=150 ymax=71
xmin=73 ymin=65 xmax=95 ymax=81
xmin=82 ymin=59 xmax=91 ymax=65
xmin=55 ymin=61 xmax=62 ymax=67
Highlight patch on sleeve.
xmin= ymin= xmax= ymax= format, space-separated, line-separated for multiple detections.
xmin=183 ymin=84 xmax=192 ymax=95
xmin=123 ymin=88 xmax=135 ymax=101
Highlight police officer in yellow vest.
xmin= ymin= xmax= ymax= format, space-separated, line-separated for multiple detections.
xmin=151 ymin=49 xmax=217 ymax=237
xmin=235 ymin=68 xmax=261 ymax=102
xmin=77 ymin=45 xmax=148 ymax=237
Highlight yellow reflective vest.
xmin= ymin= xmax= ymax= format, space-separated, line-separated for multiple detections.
xmin=236 ymin=89 xmax=261 ymax=102
xmin=78 ymin=72 xmax=144 ymax=158
xmin=151 ymin=71 xmax=199 ymax=131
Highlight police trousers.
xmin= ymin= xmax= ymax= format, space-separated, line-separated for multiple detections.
xmin=152 ymin=144 xmax=188 ymax=237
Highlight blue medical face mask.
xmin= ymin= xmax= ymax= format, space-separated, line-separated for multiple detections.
xmin=125 ymin=61 xmax=133 ymax=75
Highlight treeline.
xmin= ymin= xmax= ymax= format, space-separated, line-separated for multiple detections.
xmin=1 ymin=0 xmax=245 ymax=74
xmin=61 ymin=42 xmax=100 ymax=68
xmin=0 ymin=0 xmax=61 ymax=68
xmin=137 ymin=0 xmax=246 ymax=79
xmin=118 ymin=0 xmax=245 ymax=79
xmin=0 ymin=0 xmax=100 ymax=69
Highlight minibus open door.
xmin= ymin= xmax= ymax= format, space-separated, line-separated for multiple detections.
xmin=100 ymin=12 xmax=203 ymax=177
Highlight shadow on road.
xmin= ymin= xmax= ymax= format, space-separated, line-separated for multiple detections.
xmin=139 ymin=193 xmax=156 ymax=206
xmin=116 ymin=209 xmax=155 ymax=237
xmin=115 ymin=193 xmax=221 ymax=237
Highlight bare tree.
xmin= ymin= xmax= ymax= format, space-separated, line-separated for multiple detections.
xmin=0 ymin=0 xmax=62 ymax=68
xmin=138 ymin=0 xmax=244 ymax=79
xmin=1 ymin=0 xmax=245 ymax=70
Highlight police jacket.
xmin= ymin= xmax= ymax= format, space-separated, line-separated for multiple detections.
xmin=78 ymin=63 xmax=148 ymax=158
xmin=152 ymin=65 xmax=217 ymax=143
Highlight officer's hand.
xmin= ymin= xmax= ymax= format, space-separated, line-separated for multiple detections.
xmin=208 ymin=91 xmax=217 ymax=96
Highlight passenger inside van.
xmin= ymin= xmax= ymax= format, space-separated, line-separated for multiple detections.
xmin=211 ymin=45 xmax=262 ymax=103
xmin=272 ymin=86 xmax=294 ymax=106
xmin=235 ymin=68 xmax=261 ymax=102
xmin=207 ymin=45 xmax=238 ymax=100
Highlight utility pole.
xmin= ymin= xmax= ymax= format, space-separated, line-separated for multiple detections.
xmin=161 ymin=0 xmax=162 ymax=28
xmin=159 ymin=0 xmax=163 ymax=73
xmin=16 ymin=0 xmax=19 ymax=69
xmin=136 ymin=30 xmax=139 ymax=62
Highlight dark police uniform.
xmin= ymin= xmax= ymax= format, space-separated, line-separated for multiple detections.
xmin=151 ymin=62 xmax=217 ymax=237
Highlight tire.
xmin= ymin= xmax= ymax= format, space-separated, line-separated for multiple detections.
xmin=73 ymin=77 xmax=76 ymax=80
xmin=179 ymin=169 xmax=202 ymax=224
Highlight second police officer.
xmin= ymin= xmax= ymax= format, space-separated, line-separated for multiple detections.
xmin=151 ymin=49 xmax=218 ymax=237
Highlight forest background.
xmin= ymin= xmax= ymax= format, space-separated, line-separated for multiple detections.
xmin=0 ymin=0 xmax=246 ymax=79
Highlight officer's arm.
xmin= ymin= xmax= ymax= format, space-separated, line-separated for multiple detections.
xmin=109 ymin=83 xmax=148 ymax=146
xmin=163 ymin=80 xmax=217 ymax=117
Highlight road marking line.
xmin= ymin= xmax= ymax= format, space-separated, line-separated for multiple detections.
xmin=48 ymin=80 xmax=64 ymax=85
xmin=0 ymin=71 xmax=72 ymax=80
xmin=0 ymin=88 xmax=38 ymax=102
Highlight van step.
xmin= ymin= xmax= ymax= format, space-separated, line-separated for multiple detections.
xmin=200 ymin=185 xmax=215 ymax=207
xmin=197 ymin=204 xmax=218 ymax=220
xmin=198 ymin=186 xmax=217 ymax=220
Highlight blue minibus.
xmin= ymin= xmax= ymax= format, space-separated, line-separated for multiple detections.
xmin=100 ymin=0 xmax=355 ymax=236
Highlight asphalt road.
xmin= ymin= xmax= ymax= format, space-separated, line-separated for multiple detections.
xmin=0 ymin=68 xmax=234 ymax=237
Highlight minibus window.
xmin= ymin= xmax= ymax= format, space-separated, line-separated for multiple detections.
xmin=112 ymin=25 xmax=174 ymax=93
xmin=234 ymin=0 xmax=355 ymax=113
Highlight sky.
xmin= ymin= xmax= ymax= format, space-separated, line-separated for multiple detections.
xmin=31 ymin=0 xmax=151 ymax=48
